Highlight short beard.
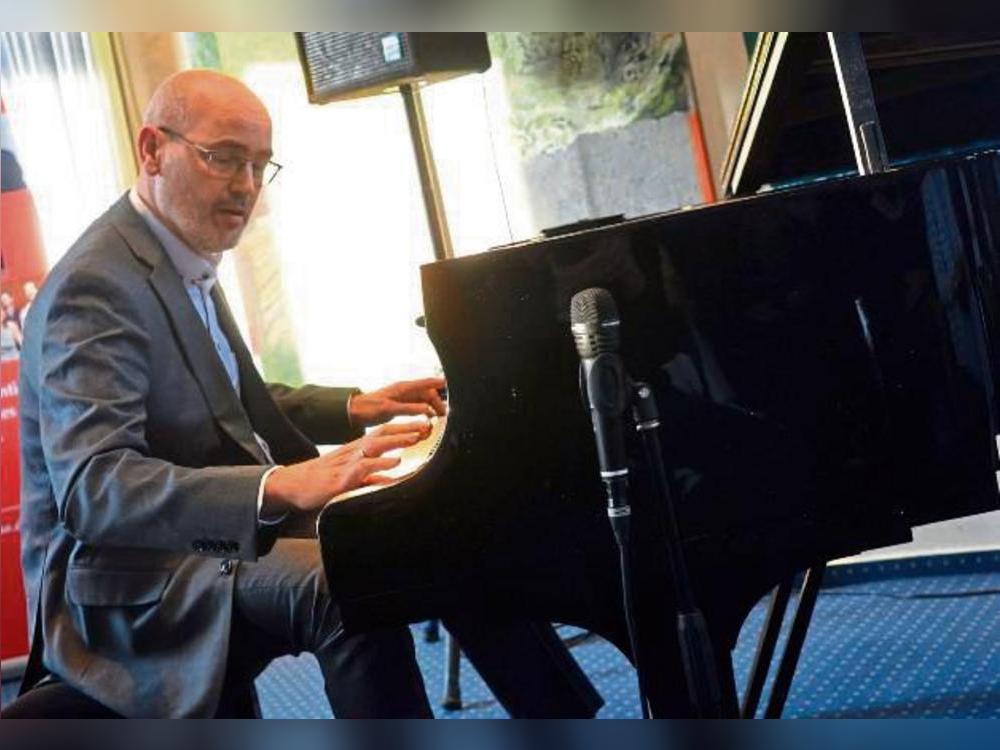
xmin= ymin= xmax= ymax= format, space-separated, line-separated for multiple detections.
xmin=154 ymin=179 xmax=236 ymax=254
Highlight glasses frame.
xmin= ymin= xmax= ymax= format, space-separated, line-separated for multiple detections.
xmin=157 ymin=126 xmax=283 ymax=186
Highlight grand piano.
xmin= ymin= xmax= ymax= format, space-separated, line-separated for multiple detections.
xmin=316 ymin=33 xmax=1000 ymax=717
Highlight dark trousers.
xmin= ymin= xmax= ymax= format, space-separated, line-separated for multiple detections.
xmin=228 ymin=538 xmax=601 ymax=718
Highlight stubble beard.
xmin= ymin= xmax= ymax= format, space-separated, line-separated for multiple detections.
xmin=156 ymin=180 xmax=242 ymax=254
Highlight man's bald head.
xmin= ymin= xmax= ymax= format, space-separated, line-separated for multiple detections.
xmin=142 ymin=69 xmax=270 ymax=134
xmin=135 ymin=70 xmax=274 ymax=254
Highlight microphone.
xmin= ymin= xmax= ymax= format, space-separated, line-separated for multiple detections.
xmin=570 ymin=288 xmax=631 ymax=520
xmin=570 ymin=288 xmax=720 ymax=718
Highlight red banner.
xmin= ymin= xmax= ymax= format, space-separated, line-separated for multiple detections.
xmin=1 ymin=99 xmax=47 ymax=663
xmin=1 ymin=361 xmax=26 ymax=662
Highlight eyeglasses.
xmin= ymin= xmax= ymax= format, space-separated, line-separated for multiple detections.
xmin=157 ymin=126 xmax=283 ymax=186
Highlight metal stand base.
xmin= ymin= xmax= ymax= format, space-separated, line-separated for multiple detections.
xmin=441 ymin=632 xmax=463 ymax=711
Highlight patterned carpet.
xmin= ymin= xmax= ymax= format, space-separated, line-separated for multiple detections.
xmin=4 ymin=551 xmax=998 ymax=718
xmin=254 ymin=551 xmax=1000 ymax=719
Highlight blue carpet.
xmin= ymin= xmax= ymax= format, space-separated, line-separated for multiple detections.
xmin=253 ymin=551 xmax=1000 ymax=719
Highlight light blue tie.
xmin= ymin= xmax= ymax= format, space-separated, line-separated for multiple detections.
xmin=190 ymin=281 xmax=274 ymax=463
xmin=191 ymin=280 xmax=240 ymax=392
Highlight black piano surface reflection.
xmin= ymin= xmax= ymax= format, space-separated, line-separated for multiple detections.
xmin=318 ymin=150 xmax=1000 ymax=715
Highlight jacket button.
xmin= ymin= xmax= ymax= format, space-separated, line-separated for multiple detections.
xmin=219 ymin=559 xmax=234 ymax=577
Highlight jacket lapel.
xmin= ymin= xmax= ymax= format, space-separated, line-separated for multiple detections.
xmin=211 ymin=286 xmax=318 ymax=464
xmin=108 ymin=194 xmax=269 ymax=464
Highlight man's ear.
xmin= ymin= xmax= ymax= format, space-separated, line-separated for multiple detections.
xmin=136 ymin=126 xmax=162 ymax=176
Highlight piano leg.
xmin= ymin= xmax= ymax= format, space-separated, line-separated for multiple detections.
xmin=764 ymin=563 xmax=827 ymax=718
xmin=741 ymin=580 xmax=794 ymax=718
xmin=439 ymin=617 xmax=604 ymax=717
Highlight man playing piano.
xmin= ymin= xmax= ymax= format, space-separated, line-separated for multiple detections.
xmin=14 ymin=69 xmax=599 ymax=718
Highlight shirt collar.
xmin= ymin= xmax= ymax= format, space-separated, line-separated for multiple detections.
xmin=128 ymin=187 xmax=222 ymax=291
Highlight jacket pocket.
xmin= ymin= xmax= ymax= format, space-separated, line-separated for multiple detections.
xmin=66 ymin=568 xmax=173 ymax=607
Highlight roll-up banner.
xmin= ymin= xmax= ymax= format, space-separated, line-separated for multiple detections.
xmin=1 ymin=99 xmax=48 ymax=666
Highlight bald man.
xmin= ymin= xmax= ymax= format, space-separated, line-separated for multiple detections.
xmin=15 ymin=70 xmax=600 ymax=719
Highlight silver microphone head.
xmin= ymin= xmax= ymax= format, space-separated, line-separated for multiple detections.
xmin=570 ymin=287 xmax=621 ymax=358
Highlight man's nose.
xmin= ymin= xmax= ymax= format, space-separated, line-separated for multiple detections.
xmin=229 ymin=161 xmax=257 ymax=192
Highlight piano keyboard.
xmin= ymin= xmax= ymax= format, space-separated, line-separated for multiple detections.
xmin=327 ymin=416 xmax=447 ymax=504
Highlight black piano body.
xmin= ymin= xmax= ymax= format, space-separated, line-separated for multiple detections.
xmin=318 ymin=35 xmax=1000 ymax=715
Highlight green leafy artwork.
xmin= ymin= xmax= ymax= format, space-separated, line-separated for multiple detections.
xmin=488 ymin=33 xmax=689 ymax=159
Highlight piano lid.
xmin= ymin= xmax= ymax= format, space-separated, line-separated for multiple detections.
xmin=721 ymin=32 xmax=1000 ymax=197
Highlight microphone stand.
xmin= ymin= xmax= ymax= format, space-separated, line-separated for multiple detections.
xmin=630 ymin=382 xmax=723 ymax=719
xmin=606 ymin=477 xmax=651 ymax=720
xmin=579 ymin=364 xmax=651 ymax=719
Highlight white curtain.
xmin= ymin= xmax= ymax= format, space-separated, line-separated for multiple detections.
xmin=1 ymin=32 xmax=127 ymax=266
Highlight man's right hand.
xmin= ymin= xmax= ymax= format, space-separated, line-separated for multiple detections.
xmin=262 ymin=420 xmax=433 ymax=515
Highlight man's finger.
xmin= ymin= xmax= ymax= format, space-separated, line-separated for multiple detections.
xmin=373 ymin=420 xmax=432 ymax=437
xmin=426 ymin=389 xmax=447 ymax=416
xmin=328 ymin=439 xmax=363 ymax=462
xmin=398 ymin=377 xmax=446 ymax=392
xmin=363 ymin=473 xmax=399 ymax=487
xmin=360 ymin=456 xmax=400 ymax=471
xmin=365 ymin=433 xmax=424 ymax=456
xmin=391 ymin=378 xmax=445 ymax=401
xmin=391 ymin=402 xmax=437 ymax=418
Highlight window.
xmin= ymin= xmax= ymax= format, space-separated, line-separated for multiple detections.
xmin=183 ymin=33 xmax=441 ymax=390
xmin=422 ymin=32 xmax=703 ymax=254
xmin=1 ymin=32 xmax=131 ymax=267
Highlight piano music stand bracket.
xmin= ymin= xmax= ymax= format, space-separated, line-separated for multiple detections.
xmin=828 ymin=32 xmax=890 ymax=176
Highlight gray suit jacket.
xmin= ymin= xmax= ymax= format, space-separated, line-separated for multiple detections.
xmin=18 ymin=194 xmax=361 ymax=717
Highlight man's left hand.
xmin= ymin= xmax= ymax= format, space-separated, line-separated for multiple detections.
xmin=350 ymin=377 xmax=447 ymax=428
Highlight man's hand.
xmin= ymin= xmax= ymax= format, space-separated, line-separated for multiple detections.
xmin=349 ymin=377 xmax=446 ymax=428
xmin=262 ymin=420 xmax=433 ymax=514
